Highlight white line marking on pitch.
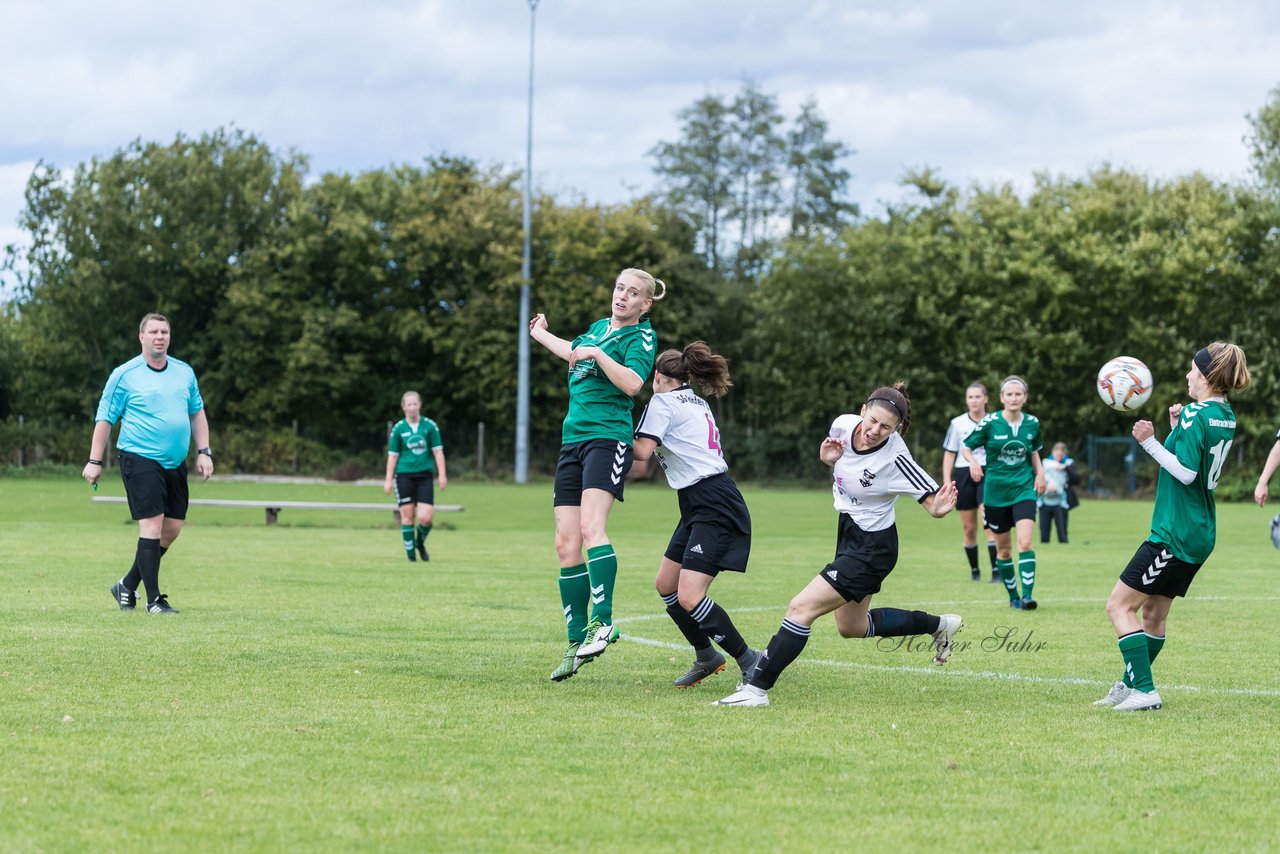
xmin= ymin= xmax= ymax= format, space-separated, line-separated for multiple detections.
xmin=616 ymin=618 xmax=1280 ymax=698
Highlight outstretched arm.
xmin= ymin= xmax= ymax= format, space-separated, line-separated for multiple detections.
xmin=921 ymin=481 xmax=958 ymax=517
xmin=1255 ymin=440 xmax=1280 ymax=507
xmin=529 ymin=313 xmax=573 ymax=362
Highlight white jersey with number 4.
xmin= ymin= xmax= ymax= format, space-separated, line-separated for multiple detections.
xmin=829 ymin=413 xmax=939 ymax=532
xmin=942 ymin=412 xmax=986 ymax=468
xmin=635 ymin=386 xmax=728 ymax=490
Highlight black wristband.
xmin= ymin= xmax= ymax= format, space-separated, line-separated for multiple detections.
xmin=88 ymin=459 xmax=103 ymax=466
xmin=197 ymin=448 xmax=213 ymax=457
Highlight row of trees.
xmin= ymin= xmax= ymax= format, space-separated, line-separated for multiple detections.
xmin=3 ymin=84 xmax=1279 ymax=495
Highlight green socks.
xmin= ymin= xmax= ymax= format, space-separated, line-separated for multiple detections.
xmin=416 ymin=523 xmax=432 ymax=547
xmin=558 ymin=564 xmax=589 ymax=644
xmin=1019 ymin=550 xmax=1037 ymax=600
xmin=1119 ymin=631 xmax=1155 ymax=692
xmin=997 ymin=558 xmax=1017 ymax=601
xmin=586 ymin=544 xmax=619 ymax=625
xmin=400 ymin=525 xmax=415 ymax=558
xmin=1146 ymin=632 xmax=1166 ymax=665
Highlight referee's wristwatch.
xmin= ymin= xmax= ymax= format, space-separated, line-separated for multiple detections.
xmin=197 ymin=447 xmax=213 ymax=458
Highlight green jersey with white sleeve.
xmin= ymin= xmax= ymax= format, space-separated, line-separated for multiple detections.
xmin=1148 ymin=400 xmax=1236 ymax=563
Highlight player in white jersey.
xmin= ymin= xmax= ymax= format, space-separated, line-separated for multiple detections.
xmin=942 ymin=381 xmax=999 ymax=582
xmin=717 ymin=383 xmax=962 ymax=707
xmin=634 ymin=342 xmax=760 ymax=688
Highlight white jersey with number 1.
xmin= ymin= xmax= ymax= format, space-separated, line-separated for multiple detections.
xmin=634 ymin=385 xmax=728 ymax=490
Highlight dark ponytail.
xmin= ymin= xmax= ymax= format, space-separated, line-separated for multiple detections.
xmin=653 ymin=341 xmax=733 ymax=398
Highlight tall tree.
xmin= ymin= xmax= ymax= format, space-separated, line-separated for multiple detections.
xmin=1246 ymin=84 xmax=1280 ymax=191
xmin=728 ymin=81 xmax=786 ymax=279
xmin=649 ymin=95 xmax=735 ymax=274
xmin=787 ymin=98 xmax=857 ymax=236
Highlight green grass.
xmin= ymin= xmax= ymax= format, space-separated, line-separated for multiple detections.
xmin=3 ymin=476 xmax=1279 ymax=851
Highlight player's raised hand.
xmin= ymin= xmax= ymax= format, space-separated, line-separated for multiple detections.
xmin=1167 ymin=403 xmax=1182 ymax=427
xmin=529 ymin=313 xmax=548 ymax=335
xmin=1132 ymin=420 xmax=1155 ymax=443
xmin=928 ymin=480 xmax=958 ymax=517
xmin=819 ymin=437 xmax=844 ymax=465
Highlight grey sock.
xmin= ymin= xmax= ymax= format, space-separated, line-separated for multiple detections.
xmin=736 ymin=648 xmax=759 ymax=673
xmin=695 ymin=644 xmax=719 ymax=663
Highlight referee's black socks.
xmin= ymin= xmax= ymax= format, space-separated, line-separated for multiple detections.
xmin=123 ymin=544 xmax=167 ymax=592
xmin=135 ymin=537 xmax=162 ymax=604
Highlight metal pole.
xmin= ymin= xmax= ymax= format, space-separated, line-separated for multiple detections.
xmin=515 ymin=0 xmax=539 ymax=484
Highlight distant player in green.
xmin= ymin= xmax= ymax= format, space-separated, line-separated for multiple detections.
xmin=529 ymin=267 xmax=664 ymax=681
xmin=1096 ymin=342 xmax=1250 ymax=712
xmin=383 ymin=391 xmax=447 ymax=562
xmin=963 ymin=376 xmax=1046 ymax=609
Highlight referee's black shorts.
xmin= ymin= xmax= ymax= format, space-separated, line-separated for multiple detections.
xmin=119 ymin=450 xmax=189 ymax=521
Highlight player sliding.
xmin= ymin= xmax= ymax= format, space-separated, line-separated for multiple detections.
xmin=962 ymin=376 xmax=1046 ymax=609
xmin=716 ymin=384 xmax=962 ymax=707
xmin=632 ymin=341 xmax=760 ymax=688
xmin=1095 ymin=342 xmax=1250 ymax=712
xmin=530 ymin=268 xmax=662 ymax=682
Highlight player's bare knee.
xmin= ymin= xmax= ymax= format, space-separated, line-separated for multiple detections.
xmin=676 ymin=589 xmax=702 ymax=612
xmin=836 ymin=620 xmax=865 ymax=639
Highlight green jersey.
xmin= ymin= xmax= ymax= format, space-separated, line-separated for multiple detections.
xmin=562 ymin=318 xmax=656 ymax=445
xmin=964 ymin=411 xmax=1042 ymax=507
xmin=388 ymin=417 xmax=443 ymax=474
xmin=1149 ymin=399 xmax=1236 ymax=563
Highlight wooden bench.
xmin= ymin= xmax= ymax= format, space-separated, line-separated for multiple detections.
xmin=91 ymin=496 xmax=464 ymax=525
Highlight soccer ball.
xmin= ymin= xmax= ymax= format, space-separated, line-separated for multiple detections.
xmin=1097 ymin=357 xmax=1153 ymax=412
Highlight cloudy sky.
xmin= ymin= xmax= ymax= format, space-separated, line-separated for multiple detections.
xmin=2 ymin=0 xmax=1278 ymax=276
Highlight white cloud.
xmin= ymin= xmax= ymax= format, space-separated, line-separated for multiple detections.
xmin=0 ymin=0 xmax=1276 ymax=258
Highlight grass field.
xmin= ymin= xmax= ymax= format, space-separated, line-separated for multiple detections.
xmin=2 ymin=475 xmax=1279 ymax=851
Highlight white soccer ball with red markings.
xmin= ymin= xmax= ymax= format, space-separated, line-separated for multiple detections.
xmin=1097 ymin=357 xmax=1154 ymax=412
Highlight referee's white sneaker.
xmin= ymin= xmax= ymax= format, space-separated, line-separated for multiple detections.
xmin=715 ymin=684 xmax=769 ymax=707
xmin=931 ymin=614 xmax=963 ymax=665
xmin=1093 ymin=681 xmax=1133 ymax=707
xmin=1113 ymin=689 xmax=1162 ymax=712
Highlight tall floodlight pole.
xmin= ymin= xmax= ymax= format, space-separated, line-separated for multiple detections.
xmin=515 ymin=0 xmax=539 ymax=483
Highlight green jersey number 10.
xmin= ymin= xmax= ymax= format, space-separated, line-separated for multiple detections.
xmin=1206 ymin=439 xmax=1233 ymax=490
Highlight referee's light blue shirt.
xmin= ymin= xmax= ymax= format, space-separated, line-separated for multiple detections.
xmin=95 ymin=354 xmax=204 ymax=469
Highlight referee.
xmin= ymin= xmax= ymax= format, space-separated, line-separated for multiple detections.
xmin=83 ymin=313 xmax=213 ymax=614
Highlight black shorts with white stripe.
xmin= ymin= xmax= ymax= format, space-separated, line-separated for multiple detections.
xmin=553 ymin=439 xmax=633 ymax=506
xmin=817 ymin=513 xmax=899 ymax=603
xmin=1119 ymin=540 xmax=1202 ymax=598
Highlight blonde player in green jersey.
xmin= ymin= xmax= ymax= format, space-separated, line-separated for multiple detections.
xmin=384 ymin=391 xmax=447 ymax=562
xmin=1096 ymin=342 xmax=1250 ymax=712
xmin=530 ymin=268 xmax=663 ymax=681
xmin=962 ymin=376 xmax=1046 ymax=609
